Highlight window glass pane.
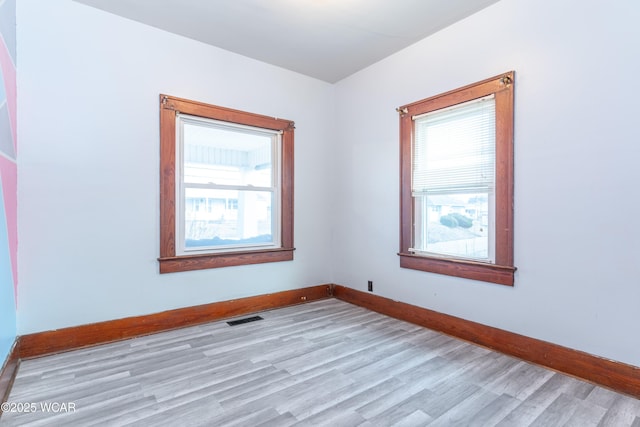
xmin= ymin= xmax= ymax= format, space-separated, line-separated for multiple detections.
xmin=414 ymin=192 xmax=491 ymax=261
xmin=183 ymin=122 xmax=273 ymax=187
xmin=184 ymin=188 xmax=274 ymax=250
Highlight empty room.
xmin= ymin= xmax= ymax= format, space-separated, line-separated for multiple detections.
xmin=1 ymin=0 xmax=639 ymax=425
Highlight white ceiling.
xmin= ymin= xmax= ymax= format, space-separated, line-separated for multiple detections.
xmin=73 ymin=0 xmax=501 ymax=83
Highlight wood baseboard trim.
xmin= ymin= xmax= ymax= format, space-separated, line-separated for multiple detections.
xmin=20 ymin=284 xmax=333 ymax=359
xmin=332 ymin=284 xmax=640 ymax=399
xmin=0 ymin=338 xmax=20 ymax=405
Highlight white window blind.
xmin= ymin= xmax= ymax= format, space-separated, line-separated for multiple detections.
xmin=412 ymin=95 xmax=496 ymax=195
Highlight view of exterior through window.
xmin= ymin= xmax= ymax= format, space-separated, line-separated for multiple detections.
xmin=178 ymin=116 xmax=280 ymax=254
xmin=159 ymin=95 xmax=295 ymax=273
xmin=416 ymin=193 xmax=490 ymax=260
xmin=398 ymin=72 xmax=515 ymax=285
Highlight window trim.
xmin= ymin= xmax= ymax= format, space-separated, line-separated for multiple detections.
xmin=159 ymin=95 xmax=294 ymax=273
xmin=398 ymin=72 xmax=515 ymax=286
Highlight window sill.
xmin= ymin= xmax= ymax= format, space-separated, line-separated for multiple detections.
xmin=159 ymin=248 xmax=295 ymax=273
xmin=398 ymin=252 xmax=515 ymax=286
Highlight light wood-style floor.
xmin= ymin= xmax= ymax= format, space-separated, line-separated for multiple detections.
xmin=2 ymin=299 xmax=640 ymax=426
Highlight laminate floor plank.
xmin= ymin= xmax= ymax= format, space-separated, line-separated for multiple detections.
xmin=462 ymin=393 xmax=522 ymax=426
xmin=494 ymin=373 xmax=576 ymax=426
xmin=293 ymin=377 xmax=405 ymax=425
xmin=154 ymin=363 xmax=278 ymax=403
xmin=287 ymin=374 xmax=390 ymax=420
xmin=427 ymin=388 xmax=500 ymax=426
xmin=356 ymin=375 xmax=443 ymax=420
xmin=528 ymin=392 xmax=582 ymax=427
xmin=483 ymin=360 xmax=555 ymax=400
xmin=391 ymin=409 xmax=432 ymax=427
xmin=3 ymin=299 xmax=640 ymax=426
xmin=366 ymin=395 xmax=431 ymax=427
xmin=9 ymin=371 xmax=135 ymax=403
xmin=598 ymin=395 xmax=640 ymax=426
xmin=563 ymin=398 xmax=608 ymax=427
xmin=345 ymin=344 xmax=430 ymax=383
xmin=116 ymin=394 xmax=223 ymax=427
xmin=419 ymin=381 xmax=482 ymax=419
xmin=140 ymin=359 xmax=268 ymax=401
xmin=254 ymin=411 xmax=298 ymax=427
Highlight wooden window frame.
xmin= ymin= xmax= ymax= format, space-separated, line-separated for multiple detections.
xmin=158 ymin=95 xmax=295 ymax=273
xmin=398 ymin=72 xmax=516 ymax=286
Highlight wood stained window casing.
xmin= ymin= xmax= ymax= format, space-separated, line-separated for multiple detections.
xmin=159 ymin=95 xmax=295 ymax=273
xmin=398 ymin=72 xmax=516 ymax=286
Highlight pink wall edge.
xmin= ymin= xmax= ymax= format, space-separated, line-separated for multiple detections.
xmin=0 ymin=157 xmax=17 ymax=300
xmin=0 ymin=31 xmax=17 ymax=302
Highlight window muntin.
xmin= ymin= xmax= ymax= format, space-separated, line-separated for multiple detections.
xmin=159 ymin=95 xmax=295 ymax=273
xmin=398 ymin=72 xmax=515 ymax=286
xmin=176 ymin=115 xmax=281 ymax=255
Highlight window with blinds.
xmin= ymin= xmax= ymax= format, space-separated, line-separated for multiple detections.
xmin=412 ymin=95 xmax=496 ymax=261
xmin=397 ymin=72 xmax=515 ymax=286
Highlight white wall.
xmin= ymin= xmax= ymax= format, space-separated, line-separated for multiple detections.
xmin=16 ymin=0 xmax=335 ymax=333
xmin=16 ymin=0 xmax=640 ymax=368
xmin=332 ymin=0 xmax=640 ymax=367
